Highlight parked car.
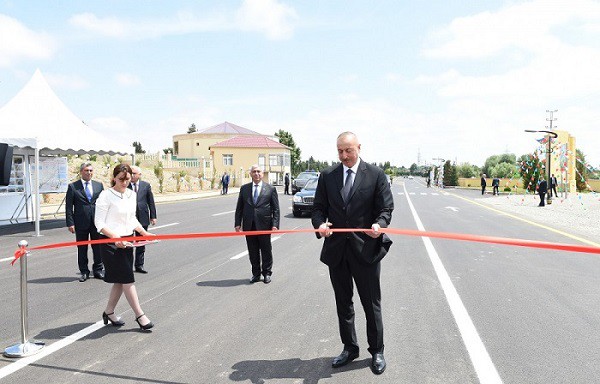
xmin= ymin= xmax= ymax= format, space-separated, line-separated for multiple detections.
xmin=292 ymin=171 xmax=319 ymax=194
xmin=292 ymin=177 xmax=318 ymax=217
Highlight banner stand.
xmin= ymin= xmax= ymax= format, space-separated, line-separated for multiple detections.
xmin=4 ymin=240 xmax=45 ymax=358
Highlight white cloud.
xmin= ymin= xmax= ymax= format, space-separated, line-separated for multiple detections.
xmin=236 ymin=0 xmax=298 ymax=40
xmin=69 ymin=1 xmax=297 ymax=41
xmin=115 ymin=73 xmax=141 ymax=87
xmin=0 ymin=14 xmax=56 ymax=67
xmin=45 ymin=72 xmax=89 ymax=90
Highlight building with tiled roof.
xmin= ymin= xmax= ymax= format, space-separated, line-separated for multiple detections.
xmin=209 ymin=135 xmax=291 ymax=185
xmin=172 ymin=122 xmax=291 ymax=185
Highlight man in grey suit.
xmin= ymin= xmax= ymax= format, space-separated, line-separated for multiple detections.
xmin=66 ymin=162 xmax=105 ymax=282
xmin=312 ymin=132 xmax=394 ymax=375
xmin=235 ymin=165 xmax=280 ymax=284
xmin=129 ymin=166 xmax=157 ymax=273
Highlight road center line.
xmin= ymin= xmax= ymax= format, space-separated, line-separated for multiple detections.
xmin=403 ymin=184 xmax=503 ymax=384
xmin=212 ymin=210 xmax=235 ymax=217
xmin=152 ymin=222 xmax=179 ymax=230
xmin=230 ymin=236 xmax=282 ymax=259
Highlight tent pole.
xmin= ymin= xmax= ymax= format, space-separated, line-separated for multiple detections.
xmin=34 ymin=139 xmax=40 ymax=237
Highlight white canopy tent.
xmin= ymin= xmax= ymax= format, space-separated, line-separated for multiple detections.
xmin=0 ymin=69 xmax=131 ymax=234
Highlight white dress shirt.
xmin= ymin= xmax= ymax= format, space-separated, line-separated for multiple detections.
xmin=94 ymin=188 xmax=142 ymax=236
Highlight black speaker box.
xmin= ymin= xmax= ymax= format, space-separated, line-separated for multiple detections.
xmin=0 ymin=143 xmax=14 ymax=186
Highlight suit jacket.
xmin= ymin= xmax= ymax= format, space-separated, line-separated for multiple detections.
xmin=128 ymin=180 xmax=157 ymax=227
xmin=235 ymin=182 xmax=280 ymax=231
xmin=550 ymin=176 xmax=557 ymax=187
xmin=312 ymin=160 xmax=394 ymax=266
xmin=538 ymin=180 xmax=548 ymax=194
xmin=65 ymin=179 xmax=104 ymax=231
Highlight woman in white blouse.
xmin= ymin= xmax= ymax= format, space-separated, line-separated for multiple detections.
xmin=94 ymin=164 xmax=155 ymax=331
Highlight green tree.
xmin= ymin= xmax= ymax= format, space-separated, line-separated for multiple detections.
xmin=132 ymin=141 xmax=145 ymax=154
xmin=457 ymin=162 xmax=479 ymax=178
xmin=163 ymin=147 xmax=173 ymax=154
xmin=275 ymin=129 xmax=302 ymax=174
xmin=409 ymin=163 xmax=418 ymax=175
xmin=519 ymin=153 xmax=541 ymax=192
xmin=491 ymin=162 xmax=518 ymax=178
xmin=575 ymin=149 xmax=589 ymax=192
xmin=443 ymin=160 xmax=458 ymax=186
xmin=153 ymin=162 xmax=164 ymax=193
xmin=187 ymin=123 xmax=197 ymax=134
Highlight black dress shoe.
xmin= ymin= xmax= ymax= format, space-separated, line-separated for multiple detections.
xmin=249 ymin=275 xmax=261 ymax=283
xmin=370 ymin=352 xmax=386 ymax=375
xmin=135 ymin=267 xmax=148 ymax=274
xmin=332 ymin=349 xmax=359 ymax=368
xmin=79 ymin=273 xmax=89 ymax=282
xmin=94 ymin=271 xmax=105 ymax=279
xmin=263 ymin=275 xmax=271 ymax=284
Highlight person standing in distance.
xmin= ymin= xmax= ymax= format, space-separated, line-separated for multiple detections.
xmin=66 ymin=162 xmax=105 ymax=282
xmin=538 ymin=177 xmax=548 ymax=207
xmin=312 ymin=132 xmax=394 ymax=375
xmin=480 ymin=173 xmax=487 ymax=195
xmin=128 ymin=166 xmax=157 ymax=274
xmin=221 ymin=172 xmax=230 ymax=195
xmin=550 ymin=173 xmax=558 ymax=198
xmin=235 ymin=165 xmax=280 ymax=284
xmin=284 ymin=172 xmax=290 ymax=195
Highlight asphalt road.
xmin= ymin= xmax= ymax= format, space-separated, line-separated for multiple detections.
xmin=1 ymin=179 xmax=599 ymax=383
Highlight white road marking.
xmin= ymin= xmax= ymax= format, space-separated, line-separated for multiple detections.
xmin=402 ymin=183 xmax=503 ymax=384
xmin=409 ymin=192 xmax=415 ymax=195
xmin=397 ymin=192 xmax=404 ymax=195
xmin=420 ymin=192 xmax=427 ymax=195
xmin=431 ymin=193 xmax=439 ymax=195
xmin=152 ymin=222 xmax=179 ymax=230
xmin=445 ymin=206 xmax=459 ymax=212
xmin=0 ymin=227 xmax=296 ymax=379
xmin=212 ymin=210 xmax=235 ymax=217
xmin=230 ymin=236 xmax=282 ymax=259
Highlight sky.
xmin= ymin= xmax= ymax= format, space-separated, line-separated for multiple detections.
xmin=1 ymin=0 xmax=599 ymax=168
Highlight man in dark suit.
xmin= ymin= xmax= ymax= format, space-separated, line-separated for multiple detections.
xmin=221 ymin=172 xmax=230 ymax=195
xmin=235 ymin=165 xmax=280 ymax=284
xmin=65 ymin=162 xmax=104 ymax=282
xmin=480 ymin=173 xmax=487 ymax=195
xmin=550 ymin=173 xmax=558 ymax=197
xmin=284 ymin=172 xmax=290 ymax=195
xmin=312 ymin=132 xmax=394 ymax=375
xmin=129 ymin=166 xmax=157 ymax=273
xmin=538 ymin=177 xmax=548 ymax=206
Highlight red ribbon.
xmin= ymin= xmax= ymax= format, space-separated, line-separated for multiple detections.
xmin=9 ymin=227 xmax=600 ymax=265
xmin=12 ymin=249 xmax=27 ymax=266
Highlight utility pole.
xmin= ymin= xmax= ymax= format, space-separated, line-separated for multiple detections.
xmin=546 ymin=109 xmax=558 ymax=201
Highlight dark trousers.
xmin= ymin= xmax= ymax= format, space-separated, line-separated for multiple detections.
xmin=134 ymin=225 xmax=149 ymax=268
xmin=284 ymin=183 xmax=290 ymax=195
xmin=329 ymin=249 xmax=383 ymax=355
xmin=539 ymin=192 xmax=546 ymax=206
xmin=245 ymin=234 xmax=273 ymax=277
xmin=76 ymin=228 xmax=103 ymax=274
xmin=222 ymin=184 xmax=229 ymax=194
xmin=493 ymin=186 xmax=499 ymax=195
xmin=481 ymin=186 xmax=486 ymax=195
xmin=550 ymin=186 xmax=557 ymax=197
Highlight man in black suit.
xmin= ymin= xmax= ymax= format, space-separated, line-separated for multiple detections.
xmin=312 ymin=132 xmax=394 ymax=375
xmin=129 ymin=166 xmax=157 ymax=273
xmin=538 ymin=177 xmax=548 ymax=206
xmin=284 ymin=172 xmax=290 ymax=195
xmin=65 ymin=162 xmax=104 ymax=282
xmin=550 ymin=173 xmax=558 ymax=197
xmin=235 ymin=165 xmax=280 ymax=284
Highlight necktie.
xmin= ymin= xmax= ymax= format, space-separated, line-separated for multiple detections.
xmin=342 ymin=169 xmax=353 ymax=202
xmin=84 ymin=181 xmax=92 ymax=201
xmin=253 ymin=184 xmax=259 ymax=204
xmin=133 ymin=183 xmax=137 ymax=192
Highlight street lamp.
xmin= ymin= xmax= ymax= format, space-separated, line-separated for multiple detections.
xmin=524 ymin=129 xmax=558 ymax=202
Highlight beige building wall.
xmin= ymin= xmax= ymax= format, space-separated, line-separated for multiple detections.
xmin=210 ymin=146 xmax=291 ymax=186
xmin=547 ymin=130 xmax=576 ymax=194
xmin=173 ymin=133 xmax=243 ymax=159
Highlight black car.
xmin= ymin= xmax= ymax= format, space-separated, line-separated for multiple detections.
xmin=292 ymin=177 xmax=318 ymax=217
xmin=291 ymin=171 xmax=319 ymax=194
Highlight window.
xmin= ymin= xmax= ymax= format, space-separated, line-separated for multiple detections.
xmin=269 ymin=154 xmax=278 ymax=166
xmin=258 ymin=154 xmax=265 ymax=169
xmin=222 ymin=154 xmax=233 ymax=166
xmin=173 ymin=141 xmax=179 ymax=155
xmin=0 ymin=155 xmax=25 ymax=194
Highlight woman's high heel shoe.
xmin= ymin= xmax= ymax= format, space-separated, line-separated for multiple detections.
xmin=102 ymin=311 xmax=125 ymax=326
xmin=135 ymin=314 xmax=154 ymax=331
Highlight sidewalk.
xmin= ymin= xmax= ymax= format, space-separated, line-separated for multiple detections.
xmin=473 ymin=191 xmax=600 ymax=244
xmin=40 ymin=187 xmax=242 ymax=217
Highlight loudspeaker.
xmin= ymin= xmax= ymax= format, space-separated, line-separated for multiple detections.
xmin=0 ymin=143 xmax=14 ymax=186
